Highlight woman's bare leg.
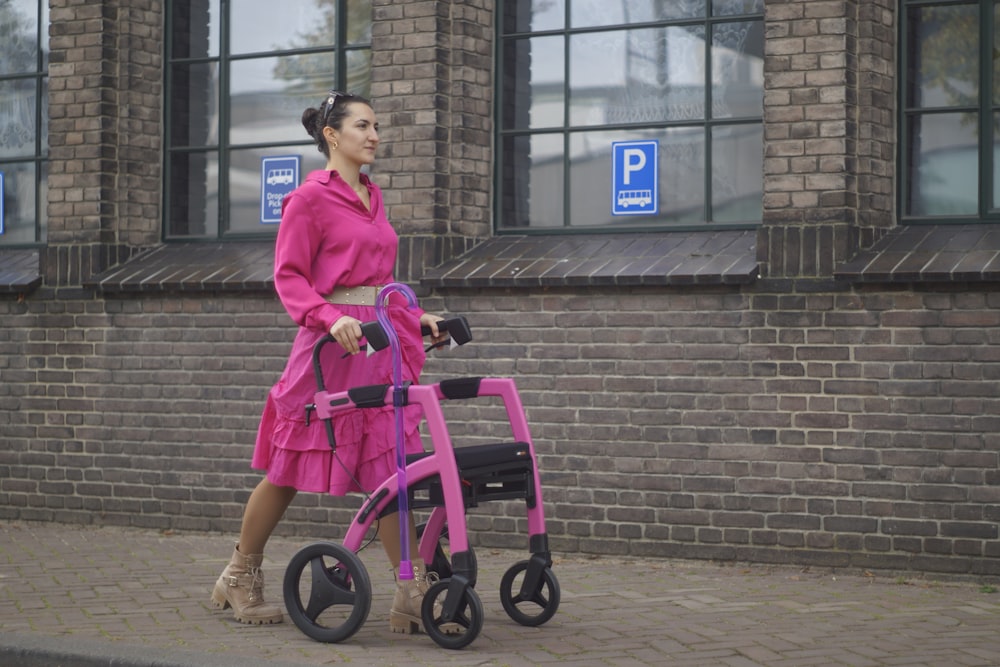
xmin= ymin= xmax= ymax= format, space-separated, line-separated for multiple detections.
xmin=237 ymin=478 xmax=297 ymax=554
xmin=379 ymin=511 xmax=421 ymax=567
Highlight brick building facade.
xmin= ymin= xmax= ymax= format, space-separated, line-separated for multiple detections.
xmin=2 ymin=0 xmax=999 ymax=577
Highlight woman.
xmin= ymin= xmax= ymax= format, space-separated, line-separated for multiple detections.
xmin=211 ymin=91 xmax=448 ymax=634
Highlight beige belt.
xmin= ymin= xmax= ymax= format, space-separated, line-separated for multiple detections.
xmin=324 ymin=285 xmax=386 ymax=307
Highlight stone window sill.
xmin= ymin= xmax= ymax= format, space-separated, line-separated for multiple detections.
xmin=22 ymin=230 xmax=761 ymax=295
xmin=835 ymin=224 xmax=1000 ymax=284
xmin=419 ymin=230 xmax=759 ymax=288
xmin=85 ymin=242 xmax=275 ymax=293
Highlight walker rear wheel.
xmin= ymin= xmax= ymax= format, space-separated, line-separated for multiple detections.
xmin=283 ymin=542 xmax=371 ymax=643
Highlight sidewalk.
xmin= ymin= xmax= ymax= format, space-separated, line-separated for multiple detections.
xmin=1 ymin=520 xmax=999 ymax=667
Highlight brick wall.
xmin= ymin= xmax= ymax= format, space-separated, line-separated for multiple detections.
xmin=2 ymin=0 xmax=1000 ymax=577
xmin=3 ymin=283 xmax=999 ymax=576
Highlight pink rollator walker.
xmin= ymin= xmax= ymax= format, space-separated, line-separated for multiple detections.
xmin=282 ymin=283 xmax=560 ymax=650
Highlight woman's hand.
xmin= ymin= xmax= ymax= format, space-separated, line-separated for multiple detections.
xmin=330 ymin=315 xmax=363 ymax=355
xmin=420 ymin=312 xmax=447 ymax=344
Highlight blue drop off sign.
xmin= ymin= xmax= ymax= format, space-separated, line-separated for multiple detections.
xmin=260 ymin=156 xmax=301 ymax=224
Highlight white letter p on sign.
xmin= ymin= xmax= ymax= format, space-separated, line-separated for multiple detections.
xmin=623 ymin=148 xmax=646 ymax=185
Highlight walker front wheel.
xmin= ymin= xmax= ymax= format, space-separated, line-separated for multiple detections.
xmin=283 ymin=542 xmax=371 ymax=643
xmin=499 ymin=560 xmax=560 ymax=627
xmin=420 ymin=578 xmax=484 ymax=650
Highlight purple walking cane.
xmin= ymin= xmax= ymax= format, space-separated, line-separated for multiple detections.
xmin=374 ymin=281 xmax=418 ymax=583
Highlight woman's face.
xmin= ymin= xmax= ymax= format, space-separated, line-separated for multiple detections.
xmin=325 ymin=102 xmax=379 ymax=165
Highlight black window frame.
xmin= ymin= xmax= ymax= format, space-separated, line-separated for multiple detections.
xmin=494 ymin=0 xmax=765 ymax=235
xmin=899 ymin=0 xmax=1000 ymax=225
xmin=0 ymin=0 xmax=48 ymax=248
xmin=163 ymin=0 xmax=371 ymax=242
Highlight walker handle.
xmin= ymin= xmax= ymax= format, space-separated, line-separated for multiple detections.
xmin=313 ymin=317 xmax=473 ymax=389
xmin=361 ymin=316 xmax=471 ymax=352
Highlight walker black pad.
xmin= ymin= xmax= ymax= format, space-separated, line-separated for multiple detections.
xmin=438 ymin=377 xmax=482 ymax=400
xmin=407 ymin=441 xmax=531 ymax=470
xmin=406 ymin=441 xmax=536 ymax=508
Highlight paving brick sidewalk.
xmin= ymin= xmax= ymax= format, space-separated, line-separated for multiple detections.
xmin=2 ymin=521 xmax=999 ymax=666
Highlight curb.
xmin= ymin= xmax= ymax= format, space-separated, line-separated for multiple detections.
xmin=0 ymin=633 xmax=313 ymax=667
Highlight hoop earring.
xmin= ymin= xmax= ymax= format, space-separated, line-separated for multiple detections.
xmin=331 ymin=142 xmax=338 ymax=151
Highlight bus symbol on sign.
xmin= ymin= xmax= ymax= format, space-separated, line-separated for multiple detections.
xmin=260 ymin=155 xmax=301 ymax=224
xmin=617 ymin=189 xmax=652 ymax=209
xmin=611 ymin=140 xmax=658 ymax=217
xmin=266 ymin=168 xmax=295 ymax=186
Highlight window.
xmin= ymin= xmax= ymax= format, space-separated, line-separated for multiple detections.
xmin=496 ymin=0 xmax=764 ymax=233
xmin=900 ymin=1 xmax=1000 ymax=222
xmin=165 ymin=0 xmax=371 ymax=239
xmin=0 ymin=0 xmax=48 ymax=247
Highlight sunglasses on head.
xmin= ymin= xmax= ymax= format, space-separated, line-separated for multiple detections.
xmin=322 ymin=90 xmax=346 ymax=125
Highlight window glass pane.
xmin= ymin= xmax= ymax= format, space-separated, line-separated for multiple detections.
xmin=566 ymin=128 xmax=705 ymax=228
xmin=571 ymin=0 xmax=706 ymax=28
xmin=905 ymin=4 xmax=978 ymax=109
xmin=230 ymin=56 xmax=334 ymax=145
xmin=39 ymin=76 xmax=47 ymax=157
xmin=712 ymin=123 xmax=762 ymax=223
xmin=346 ymin=0 xmax=373 ymax=45
xmin=169 ymin=62 xmax=220 ymax=148
xmin=0 ymin=78 xmax=37 ymax=159
xmin=906 ymin=113 xmax=978 ymax=216
xmin=344 ymin=48 xmax=372 ymax=95
xmin=711 ymin=21 xmax=764 ymax=119
xmin=502 ymin=0 xmax=564 ymax=33
xmin=712 ymin=0 xmax=764 ymax=16
xmin=992 ymin=112 xmax=1000 ymax=211
xmin=658 ymin=127 xmax=706 ymax=224
xmin=232 ymin=0 xmax=330 ymax=55
xmin=569 ymin=26 xmax=706 ymax=127
xmin=995 ymin=2 xmax=1000 ymax=106
xmin=37 ymin=157 xmax=46 ymax=239
xmin=499 ymin=133 xmax=564 ymax=229
xmin=502 ymin=35 xmax=564 ymax=130
xmin=167 ymin=151 xmax=218 ymax=238
xmin=228 ymin=145 xmax=326 ymax=234
xmin=170 ymin=0 xmax=220 ymax=59
xmin=0 ymin=160 xmax=41 ymax=243
xmin=0 ymin=0 xmax=39 ymax=76
xmin=39 ymin=0 xmax=48 ymax=69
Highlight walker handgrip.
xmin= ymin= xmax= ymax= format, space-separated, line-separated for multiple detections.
xmin=361 ymin=320 xmax=389 ymax=352
xmin=422 ymin=316 xmax=472 ymax=346
xmin=362 ymin=316 xmax=472 ymax=352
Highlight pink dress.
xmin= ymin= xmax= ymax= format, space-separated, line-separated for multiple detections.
xmin=252 ymin=169 xmax=426 ymax=495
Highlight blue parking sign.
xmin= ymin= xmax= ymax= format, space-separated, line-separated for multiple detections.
xmin=261 ymin=156 xmax=301 ymax=224
xmin=612 ymin=140 xmax=658 ymax=216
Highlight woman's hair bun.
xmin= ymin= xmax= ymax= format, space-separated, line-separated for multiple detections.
xmin=301 ymin=107 xmax=321 ymax=138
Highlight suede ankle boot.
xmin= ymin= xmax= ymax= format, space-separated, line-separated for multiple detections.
xmin=389 ymin=564 xmax=460 ymax=635
xmin=211 ymin=545 xmax=283 ymax=625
